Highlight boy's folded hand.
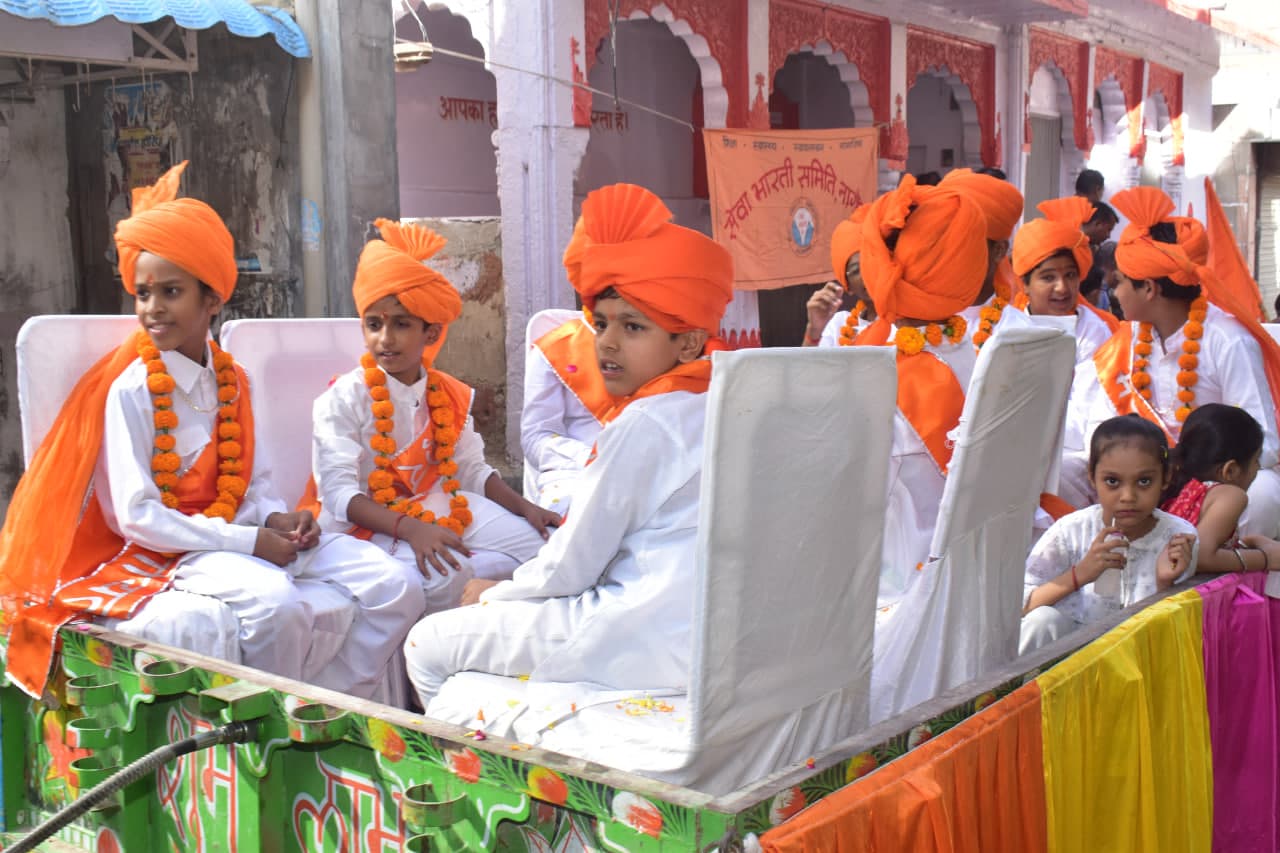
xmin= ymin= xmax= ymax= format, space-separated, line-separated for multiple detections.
xmin=406 ymin=520 xmax=469 ymax=578
xmin=521 ymin=503 xmax=563 ymax=540
xmin=266 ymin=511 xmax=322 ymax=550
xmin=254 ymin=527 xmax=300 ymax=568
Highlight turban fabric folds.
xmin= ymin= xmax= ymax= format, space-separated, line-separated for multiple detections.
xmin=830 ymin=205 xmax=868 ymax=289
xmin=1012 ymin=197 xmax=1095 ymax=281
xmin=352 ymin=219 xmax=462 ymax=325
xmin=940 ymin=168 xmax=1026 ymax=302
xmin=564 ymin=183 xmax=733 ymax=335
xmin=114 ymin=160 xmax=238 ymax=301
xmin=857 ymin=174 xmax=988 ymax=341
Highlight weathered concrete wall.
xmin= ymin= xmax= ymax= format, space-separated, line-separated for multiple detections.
xmin=0 ymin=84 xmax=76 ymax=517
xmin=403 ymin=216 xmax=514 ymax=475
xmin=65 ymin=25 xmax=302 ymax=324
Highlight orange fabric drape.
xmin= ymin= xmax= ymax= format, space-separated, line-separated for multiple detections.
xmin=760 ymin=683 xmax=1048 ymax=853
xmin=534 ymin=319 xmax=611 ymax=423
xmin=599 ymin=359 xmax=712 ymax=425
xmin=830 ymin=205 xmax=868 ymax=290
xmin=5 ymin=361 xmax=256 ymax=698
xmin=1091 ymin=325 xmax=1176 ymax=443
xmin=898 ymin=353 xmax=967 ymax=473
xmin=1204 ymin=177 xmax=1265 ymax=322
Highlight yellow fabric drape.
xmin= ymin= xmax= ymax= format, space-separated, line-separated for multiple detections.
xmin=1038 ymin=590 xmax=1212 ymax=853
xmin=760 ymin=683 xmax=1048 ymax=853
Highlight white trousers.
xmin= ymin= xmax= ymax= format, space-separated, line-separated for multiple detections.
xmin=112 ymin=533 xmax=424 ymax=701
xmin=406 ymin=598 xmax=573 ymax=708
xmin=418 ymin=489 xmax=547 ymax=581
xmin=1019 ymin=605 xmax=1080 ymax=655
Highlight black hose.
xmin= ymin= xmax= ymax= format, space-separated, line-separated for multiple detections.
xmin=7 ymin=720 xmax=257 ymax=853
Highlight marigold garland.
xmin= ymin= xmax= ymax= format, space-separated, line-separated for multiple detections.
xmin=836 ymin=301 xmax=867 ymax=347
xmin=361 ymin=353 xmax=471 ymax=536
xmin=1132 ymin=294 xmax=1208 ymax=422
xmin=140 ymin=339 xmax=246 ymax=520
xmin=972 ymin=297 xmax=1007 ymax=350
xmin=894 ymin=316 xmax=967 ymax=356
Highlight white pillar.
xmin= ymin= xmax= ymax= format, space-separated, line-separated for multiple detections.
xmin=1004 ymin=25 xmax=1029 ymax=191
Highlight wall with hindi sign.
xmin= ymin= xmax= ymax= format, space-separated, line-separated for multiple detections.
xmin=575 ymin=18 xmax=712 ymax=237
xmin=395 ymin=5 xmax=500 ymax=218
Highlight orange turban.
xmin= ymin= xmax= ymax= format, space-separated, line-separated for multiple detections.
xmin=1170 ymin=216 xmax=1209 ymax=265
xmin=1112 ymin=187 xmax=1206 ymax=286
xmin=939 ymin=168 xmax=1024 ymax=241
xmin=352 ymin=219 xmax=462 ymax=324
xmin=564 ymin=183 xmax=733 ymax=334
xmin=1011 ymin=196 xmax=1095 ymax=280
xmin=830 ymin=205 xmax=868 ymax=289
xmin=114 ymin=161 xmax=237 ymax=301
xmin=858 ymin=175 xmax=988 ymax=327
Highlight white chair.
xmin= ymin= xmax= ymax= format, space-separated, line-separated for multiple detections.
xmin=429 ymin=346 xmax=898 ymax=795
xmin=219 ymin=317 xmax=364 ymax=508
xmin=520 ymin=307 xmax=592 ymax=503
xmin=15 ymin=316 xmax=241 ymax=663
xmin=870 ymin=325 xmax=1076 ymax=722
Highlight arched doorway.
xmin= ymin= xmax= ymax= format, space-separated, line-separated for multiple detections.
xmin=905 ymin=69 xmax=982 ymax=177
xmin=394 ymin=3 xmax=498 ymax=216
xmin=1025 ymin=63 xmax=1083 ymax=218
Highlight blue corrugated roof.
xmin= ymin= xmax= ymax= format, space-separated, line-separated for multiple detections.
xmin=0 ymin=0 xmax=310 ymax=57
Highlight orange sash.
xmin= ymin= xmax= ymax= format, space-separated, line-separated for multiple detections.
xmin=6 ymin=363 xmax=256 ymax=699
xmin=582 ymin=360 xmax=713 ymax=467
xmin=897 ymin=352 xmax=966 ymax=473
xmin=1091 ymin=325 xmax=1175 ymax=442
xmin=299 ymin=370 xmax=473 ymax=535
xmin=534 ymin=320 xmax=611 ymax=423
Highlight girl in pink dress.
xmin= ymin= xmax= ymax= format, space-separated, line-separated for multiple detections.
xmin=1162 ymin=403 xmax=1280 ymax=571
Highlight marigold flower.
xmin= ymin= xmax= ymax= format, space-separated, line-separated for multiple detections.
xmin=154 ymin=411 xmax=179 ymax=430
xmin=1184 ymin=340 xmax=1200 ymax=354
xmin=374 ymin=454 xmax=394 ymax=469
xmin=437 ymin=460 xmax=459 ymax=476
xmin=1176 ymin=405 xmax=1193 ymax=422
xmin=441 ymin=479 xmax=461 ymax=494
xmin=435 ymin=427 xmax=459 ymax=446
xmin=1131 ymin=373 xmax=1152 ymax=390
xmin=1134 ymin=342 xmax=1153 ymax=356
xmin=1176 ymin=371 xmax=1198 ymax=388
xmin=431 ymin=408 xmax=455 ymax=426
xmin=1177 ymin=389 xmax=1196 ymax=403
xmin=154 ymin=434 xmax=176 ymax=452
xmin=203 ymin=502 xmax=236 ymax=522
xmin=216 ymin=386 xmax=236 ymax=404
xmin=160 ymin=492 xmax=181 ymax=509
xmin=1177 ymin=354 xmax=1198 ymax=371
xmin=212 ymin=351 xmax=234 ymax=371
xmin=147 ymin=374 xmax=176 ymax=394
xmin=219 ymin=459 xmax=244 ymax=474
xmin=1184 ymin=322 xmax=1204 ymax=341
xmin=371 ymin=435 xmax=397 ymax=455
xmin=438 ymin=517 xmax=464 ymax=536
xmin=434 ymin=445 xmax=455 ymax=462
xmin=154 ymin=472 xmax=179 ymax=489
xmin=450 ymin=494 xmax=469 ymax=509
xmin=947 ymin=316 xmax=967 ymax=340
xmin=894 ymin=327 xmax=925 ymax=356
xmin=217 ymin=440 xmax=242 ymax=458
xmin=418 ymin=510 xmax=437 ymax=524
xmin=152 ymin=396 xmax=173 ymax=409
xmin=364 ymin=368 xmax=386 ymax=386
xmin=139 ymin=345 xmax=161 ymax=362
xmin=1133 ymin=358 xmax=1148 ymax=372
xmin=217 ymin=475 xmax=247 ymax=499
xmin=373 ymin=488 xmax=398 ymax=505
xmin=372 ymin=401 xmax=395 ymax=419
xmin=924 ymin=324 xmax=943 ymax=346
xmin=370 ymin=386 xmax=391 ymax=402
xmin=217 ymin=369 xmax=237 ymax=386
xmin=146 ymin=359 xmax=167 ymax=375
xmin=374 ymin=418 xmax=395 ymax=434
xmin=369 ymin=470 xmax=395 ymax=491
xmin=151 ymin=452 xmax=181 ymax=473
xmin=453 ymin=508 xmax=473 ymax=527
xmin=427 ymin=390 xmax=450 ymax=407
xmin=218 ymin=422 xmax=242 ymax=440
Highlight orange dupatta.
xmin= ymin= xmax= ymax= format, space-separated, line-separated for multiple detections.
xmin=4 ymin=358 xmax=256 ymax=698
xmin=534 ymin=319 xmax=611 ymax=424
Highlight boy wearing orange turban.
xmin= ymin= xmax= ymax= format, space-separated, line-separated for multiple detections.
xmin=521 ymin=311 xmax=607 ymax=515
xmin=845 ymin=175 xmax=990 ymax=607
xmin=1061 ymin=187 xmax=1280 ymax=534
xmin=938 ymin=168 xmax=1027 ymax=345
xmin=0 ymin=162 xmax=424 ymax=701
xmin=1011 ymin=196 xmax=1119 ymax=363
xmin=310 ymin=220 xmax=560 ymax=616
xmin=802 ymin=205 xmax=876 ymax=347
xmin=403 ymin=183 xmax=733 ymax=715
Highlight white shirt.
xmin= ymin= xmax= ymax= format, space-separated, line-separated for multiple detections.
xmin=311 ymin=365 xmax=495 ymax=531
xmin=520 ymin=332 xmax=603 ymax=499
xmin=483 ymin=391 xmax=706 ymax=691
xmin=881 ymin=336 xmax=978 ymax=606
xmin=95 ymin=343 xmax=284 ymax=556
xmin=1065 ymin=304 xmax=1279 ymax=468
xmin=1023 ymin=504 xmax=1198 ymax=624
xmin=1024 ymin=305 xmax=1112 ymax=364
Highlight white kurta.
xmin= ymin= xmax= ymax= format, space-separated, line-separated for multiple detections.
xmin=406 ymin=390 xmax=706 ymax=707
xmin=97 ymin=344 xmax=424 ymax=699
xmin=313 ymin=365 xmax=546 ymax=582
xmin=1061 ymin=305 xmax=1280 ymax=512
xmin=520 ymin=330 xmax=603 ymax=513
xmin=1020 ymin=505 xmax=1197 ymax=652
xmin=880 ymin=337 xmax=977 ymax=608
xmin=1023 ymin=305 xmax=1113 ymax=364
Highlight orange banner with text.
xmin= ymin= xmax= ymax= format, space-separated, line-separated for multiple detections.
xmin=704 ymin=127 xmax=879 ymax=291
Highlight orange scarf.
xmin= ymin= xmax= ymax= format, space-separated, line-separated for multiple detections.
xmin=897 ymin=352 xmax=967 ymax=473
xmin=600 ymin=360 xmax=711 ymax=425
xmin=5 ymin=359 xmax=255 ymax=698
xmin=533 ymin=320 xmax=611 ymax=423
